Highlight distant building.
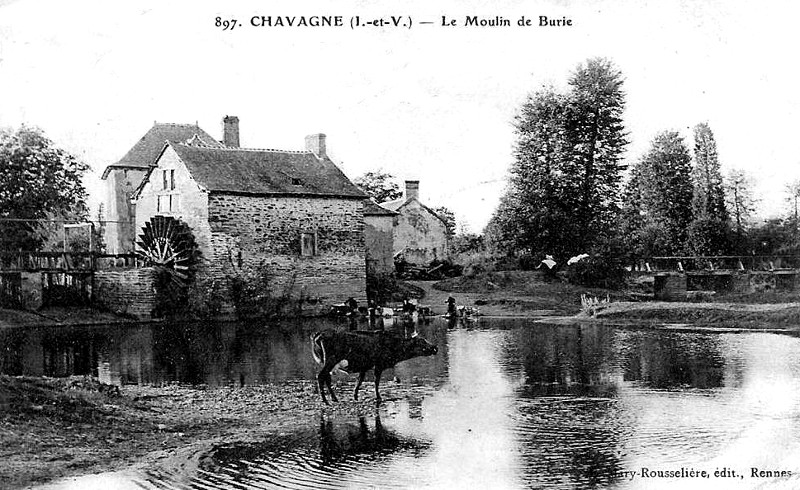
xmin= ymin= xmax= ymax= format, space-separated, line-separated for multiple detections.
xmin=381 ymin=180 xmax=449 ymax=265
xmin=126 ymin=117 xmax=367 ymax=310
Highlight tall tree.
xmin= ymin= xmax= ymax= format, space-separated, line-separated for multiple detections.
xmin=724 ymin=168 xmax=757 ymax=251
xmin=623 ymin=131 xmax=694 ymax=255
xmin=0 ymin=125 xmax=89 ymax=251
xmin=567 ymin=58 xmax=629 ymax=248
xmin=784 ymin=179 xmax=800 ymax=248
xmin=353 ymin=170 xmax=402 ymax=203
xmin=432 ymin=206 xmax=456 ymax=238
xmin=688 ymin=123 xmax=730 ymax=254
xmin=488 ymin=58 xmax=628 ymax=260
xmin=691 ymin=123 xmax=727 ymax=220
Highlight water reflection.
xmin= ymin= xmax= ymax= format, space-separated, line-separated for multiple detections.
xmin=513 ymin=324 xmax=622 ymax=397
xmin=621 ymin=330 xmax=727 ymax=389
xmin=137 ymin=414 xmax=432 ymax=490
xmin=13 ymin=319 xmax=800 ymax=489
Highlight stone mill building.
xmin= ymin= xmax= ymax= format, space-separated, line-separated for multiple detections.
xmin=102 ymin=117 xmax=369 ymax=313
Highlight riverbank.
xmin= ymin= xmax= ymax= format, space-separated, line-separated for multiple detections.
xmin=426 ymin=271 xmax=800 ymax=327
xmin=0 ymin=307 xmax=144 ymax=330
xmin=585 ymin=301 xmax=800 ymax=328
xmin=0 ymin=375 xmax=414 ymax=489
xmin=422 ymin=271 xmax=601 ymax=317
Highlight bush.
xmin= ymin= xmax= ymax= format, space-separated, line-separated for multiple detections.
xmin=564 ymin=238 xmax=628 ymax=289
xmin=229 ymin=263 xmax=295 ymax=318
xmin=186 ymin=275 xmax=230 ymax=318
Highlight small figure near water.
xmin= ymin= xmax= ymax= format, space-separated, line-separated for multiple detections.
xmin=444 ymin=295 xmax=457 ymax=318
xmin=346 ymin=297 xmax=358 ymax=315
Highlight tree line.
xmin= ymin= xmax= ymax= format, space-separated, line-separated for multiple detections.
xmin=484 ymin=57 xmax=797 ymax=280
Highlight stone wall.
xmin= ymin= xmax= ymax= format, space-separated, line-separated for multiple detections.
xmin=365 ymin=214 xmax=394 ymax=276
xmin=206 ymin=194 xmax=367 ymax=311
xmin=134 ymin=146 xmax=212 ymax=259
xmin=104 ymin=168 xmax=148 ymax=254
xmin=94 ymin=267 xmax=158 ymax=320
xmin=653 ymin=274 xmax=687 ymax=301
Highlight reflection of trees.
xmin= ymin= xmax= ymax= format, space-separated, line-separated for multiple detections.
xmin=513 ymin=324 xmax=621 ymax=397
xmin=514 ymin=394 xmax=629 ymax=488
xmin=1 ymin=317 xmax=450 ymax=389
xmin=503 ymin=324 xmax=626 ymax=488
xmin=0 ymin=328 xmax=29 ymax=375
xmin=623 ymin=331 xmax=725 ymax=389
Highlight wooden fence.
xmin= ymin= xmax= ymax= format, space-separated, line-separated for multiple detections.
xmin=0 ymin=251 xmax=140 ymax=308
xmin=632 ymin=255 xmax=800 ymax=273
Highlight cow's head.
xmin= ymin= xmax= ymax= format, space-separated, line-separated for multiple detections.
xmin=405 ymin=332 xmax=438 ymax=358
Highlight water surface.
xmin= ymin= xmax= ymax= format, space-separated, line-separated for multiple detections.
xmin=7 ymin=317 xmax=800 ymax=489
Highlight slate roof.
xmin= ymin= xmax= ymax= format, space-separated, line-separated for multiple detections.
xmin=379 ymin=196 xmax=448 ymax=225
xmin=167 ymin=142 xmax=366 ymax=199
xmin=380 ymin=198 xmax=405 ymax=212
xmin=364 ymin=199 xmax=397 ymax=216
xmin=102 ymin=123 xmax=221 ymax=178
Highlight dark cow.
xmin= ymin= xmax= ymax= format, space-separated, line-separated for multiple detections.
xmin=311 ymin=329 xmax=438 ymax=405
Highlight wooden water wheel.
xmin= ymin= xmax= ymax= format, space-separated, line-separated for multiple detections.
xmin=136 ymin=216 xmax=199 ymax=283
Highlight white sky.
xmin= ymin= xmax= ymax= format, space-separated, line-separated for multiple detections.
xmin=1 ymin=0 xmax=798 ymax=232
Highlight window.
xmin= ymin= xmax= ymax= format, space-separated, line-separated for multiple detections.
xmin=162 ymin=169 xmax=175 ymax=190
xmin=157 ymin=194 xmax=180 ymax=213
xmin=301 ymin=232 xmax=317 ymax=257
xmin=291 ymin=177 xmax=303 ymax=186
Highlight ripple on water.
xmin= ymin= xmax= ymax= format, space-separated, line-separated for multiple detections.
xmin=135 ymin=417 xmax=431 ymax=490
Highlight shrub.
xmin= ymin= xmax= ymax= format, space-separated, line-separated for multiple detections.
xmin=228 ymin=263 xmax=294 ymax=318
xmin=565 ymin=238 xmax=628 ymax=289
xmin=186 ymin=275 xmax=230 ymax=318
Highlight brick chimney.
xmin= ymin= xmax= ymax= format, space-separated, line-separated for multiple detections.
xmin=305 ymin=133 xmax=326 ymax=158
xmin=222 ymin=115 xmax=240 ymax=148
xmin=405 ymin=180 xmax=420 ymax=201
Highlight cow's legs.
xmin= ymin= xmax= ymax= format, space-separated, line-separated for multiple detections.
xmin=354 ymin=371 xmax=367 ymax=401
xmin=317 ymin=370 xmax=330 ymax=405
xmin=319 ymin=359 xmax=340 ymax=403
xmin=325 ymin=373 xmax=338 ymax=403
xmin=318 ymin=356 xmax=342 ymax=404
xmin=374 ymin=368 xmax=384 ymax=406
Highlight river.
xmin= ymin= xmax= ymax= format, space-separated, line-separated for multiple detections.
xmin=4 ymin=317 xmax=800 ymax=489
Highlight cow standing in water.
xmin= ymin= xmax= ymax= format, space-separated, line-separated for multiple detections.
xmin=311 ymin=329 xmax=438 ymax=405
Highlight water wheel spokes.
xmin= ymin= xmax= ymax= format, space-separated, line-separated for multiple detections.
xmin=136 ymin=216 xmax=199 ymax=284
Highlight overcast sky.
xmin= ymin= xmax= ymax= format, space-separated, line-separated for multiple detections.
xmin=1 ymin=0 xmax=798 ymax=231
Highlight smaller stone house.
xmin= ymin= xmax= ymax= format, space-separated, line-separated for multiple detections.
xmin=130 ymin=127 xmax=368 ymax=311
xmin=381 ymin=180 xmax=449 ymax=265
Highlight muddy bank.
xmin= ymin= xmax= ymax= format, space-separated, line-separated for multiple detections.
xmin=427 ymin=272 xmax=800 ymax=326
xmin=423 ymin=271 xmax=605 ymax=317
xmin=0 ymin=307 xmax=143 ymax=330
xmin=0 ymin=375 xmax=425 ymax=489
xmin=585 ymin=301 xmax=800 ymax=328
